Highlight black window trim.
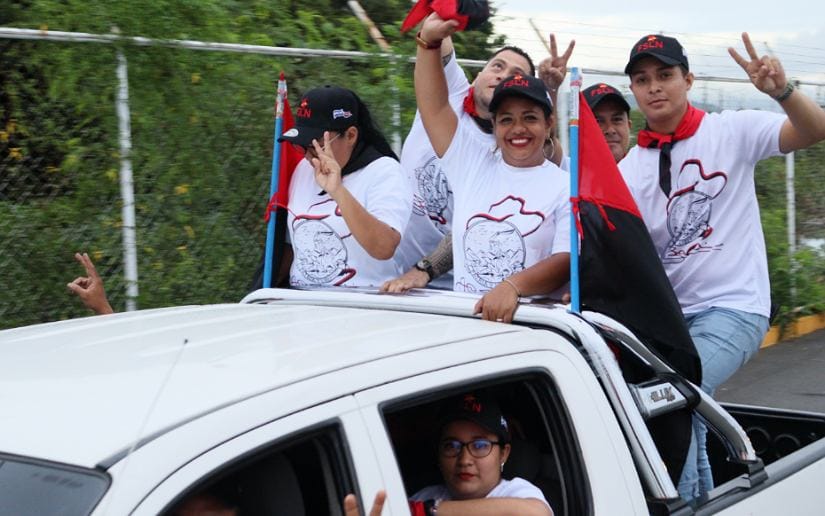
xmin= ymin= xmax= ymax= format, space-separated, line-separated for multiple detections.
xmin=377 ymin=366 xmax=594 ymax=516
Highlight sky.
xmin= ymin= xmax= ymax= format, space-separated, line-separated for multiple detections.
xmin=492 ymin=0 xmax=825 ymax=110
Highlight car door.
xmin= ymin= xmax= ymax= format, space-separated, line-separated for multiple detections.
xmin=353 ymin=349 xmax=648 ymax=516
xmin=129 ymin=395 xmax=388 ymax=516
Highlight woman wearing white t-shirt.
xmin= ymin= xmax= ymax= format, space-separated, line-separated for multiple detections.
xmin=414 ymin=15 xmax=571 ymax=322
xmin=409 ymin=393 xmax=553 ymax=516
xmin=276 ymin=86 xmax=411 ymax=288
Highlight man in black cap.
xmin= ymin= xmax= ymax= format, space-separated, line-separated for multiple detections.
xmin=620 ymin=32 xmax=825 ymax=502
xmin=582 ymin=83 xmax=632 ymax=163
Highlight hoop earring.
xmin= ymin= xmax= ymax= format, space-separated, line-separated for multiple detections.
xmin=543 ymin=138 xmax=556 ymax=162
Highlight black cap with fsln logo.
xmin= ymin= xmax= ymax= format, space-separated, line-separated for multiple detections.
xmin=583 ymin=83 xmax=631 ymax=113
xmin=278 ymin=85 xmax=359 ymax=148
xmin=625 ymin=34 xmax=689 ymax=75
xmin=437 ymin=393 xmax=510 ymax=442
xmin=488 ymin=73 xmax=553 ymax=117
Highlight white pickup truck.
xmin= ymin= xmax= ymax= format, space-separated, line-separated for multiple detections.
xmin=1 ymin=288 xmax=824 ymax=515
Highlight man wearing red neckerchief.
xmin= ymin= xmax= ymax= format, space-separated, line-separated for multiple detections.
xmin=619 ymin=32 xmax=825 ymax=503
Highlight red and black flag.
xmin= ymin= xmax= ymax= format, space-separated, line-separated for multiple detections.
xmin=251 ymin=93 xmax=303 ymax=290
xmin=574 ymin=92 xmax=701 ymax=484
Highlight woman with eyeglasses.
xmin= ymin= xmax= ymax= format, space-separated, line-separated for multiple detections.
xmin=274 ymin=85 xmax=412 ymax=288
xmin=409 ymin=393 xmax=553 ymax=515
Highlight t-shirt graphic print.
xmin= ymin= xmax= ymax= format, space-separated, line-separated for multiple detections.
xmin=662 ymin=158 xmax=727 ymax=264
xmin=413 ymin=155 xmax=452 ymax=227
xmin=291 ymin=200 xmax=356 ymax=286
xmin=463 ymin=196 xmax=545 ymax=289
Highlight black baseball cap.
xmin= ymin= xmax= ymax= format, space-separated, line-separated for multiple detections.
xmin=583 ymin=83 xmax=631 ymax=113
xmin=279 ymin=85 xmax=359 ymax=148
xmin=438 ymin=393 xmax=510 ymax=442
xmin=625 ymin=34 xmax=689 ymax=75
xmin=488 ymin=73 xmax=553 ymax=117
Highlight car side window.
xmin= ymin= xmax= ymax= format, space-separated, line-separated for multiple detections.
xmin=162 ymin=424 xmax=354 ymax=516
xmin=382 ymin=374 xmax=591 ymax=516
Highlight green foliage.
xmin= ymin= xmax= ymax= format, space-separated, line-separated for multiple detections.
xmin=756 ymin=146 xmax=825 ymax=329
xmin=0 ymin=0 xmax=500 ymax=328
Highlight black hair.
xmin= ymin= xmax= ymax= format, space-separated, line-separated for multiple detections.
xmin=490 ymin=45 xmax=536 ymax=76
xmin=351 ymin=94 xmax=398 ymax=160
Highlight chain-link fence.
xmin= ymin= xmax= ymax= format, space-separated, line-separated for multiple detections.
xmin=2 ymin=27 xmax=823 ymax=329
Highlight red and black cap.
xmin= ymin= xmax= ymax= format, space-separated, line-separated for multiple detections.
xmin=625 ymin=34 xmax=689 ymax=75
xmin=583 ymin=83 xmax=631 ymax=113
xmin=278 ymin=85 xmax=359 ymax=148
xmin=438 ymin=393 xmax=510 ymax=442
xmin=488 ymin=73 xmax=553 ymax=116
xmin=401 ymin=0 xmax=490 ymax=33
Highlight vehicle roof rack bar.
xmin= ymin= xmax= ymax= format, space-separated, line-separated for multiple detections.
xmin=582 ymin=311 xmax=758 ymax=464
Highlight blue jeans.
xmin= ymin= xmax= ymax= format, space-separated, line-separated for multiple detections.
xmin=677 ymin=307 xmax=769 ymax=502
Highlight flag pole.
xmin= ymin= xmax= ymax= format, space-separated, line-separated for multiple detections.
xmin=569 ymin=67 xmax=582 ymax=313
xmin=263 ymin=72 xmax=287 ymax=288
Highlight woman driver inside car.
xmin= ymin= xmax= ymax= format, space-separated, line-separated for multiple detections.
xmin=409 ymin=393 xmax=553 ymax=516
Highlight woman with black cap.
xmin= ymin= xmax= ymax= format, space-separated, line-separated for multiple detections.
xmin=413 ymin=14 xmax=571 ymax=323
xmin=409 ymin=393 xmax=553 ymax=515
xmin=277 ymin=85 xmax=412 ymax=288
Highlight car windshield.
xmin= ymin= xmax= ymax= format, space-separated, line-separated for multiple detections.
xmin=0 ymin=454 xmax=109 ymax=516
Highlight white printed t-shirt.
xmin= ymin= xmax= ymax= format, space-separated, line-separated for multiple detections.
xmin=396 ymin=51 xmax=495 ymax=289
xmin=619 ymin=110 xmax=785 ymax=317
xmin=287 ymin=156 xmax=412 ymax=288
xmin=410 ymin=477 xmax=550 ymax=508
xmin=442 ymin=119 xmax=571 ymax=294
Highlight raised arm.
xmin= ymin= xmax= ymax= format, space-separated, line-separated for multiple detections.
xmin=415 ymin=14 xmax=461 ymax=157
xmin=537 ymin=34 xmax=575 ymax=109
xmin=311 ymin=133 xmax=401 ymax=260
xmin=538 ymin=34 xmax=575 ymax=166
xmin=729 ymin=32 xmax=825 ymax=153
xmin=67 ymin=252 xmax=115 ymax=315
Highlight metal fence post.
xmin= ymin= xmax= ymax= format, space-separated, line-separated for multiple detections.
xmin=786 ymin=150 xmax=797 ymax=302
xmin=115 ymin=49 xmax=140 ymax=311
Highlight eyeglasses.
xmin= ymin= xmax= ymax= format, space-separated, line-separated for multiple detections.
xmin=439 ymin=438 xmax=502 ymax=458
xmin=290 ymin=132 xmax=341 ymax=154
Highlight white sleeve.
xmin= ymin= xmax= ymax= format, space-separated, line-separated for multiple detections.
xmin=726 ymin=110 xmax=786 ymax=163
xmin=551 ymin=172 xmax=572 ymax=254
xmin=364 ymin=158 xmax=413 ymax=235
xmin=493 ymin=477 xmax=551 ymax=507
xmin=617 ymin=150 xmax=641 ymax=200
xmin=444 ymin=50 xmax=471 ymax=100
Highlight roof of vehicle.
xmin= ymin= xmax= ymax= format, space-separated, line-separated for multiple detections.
xmin=0 ymin=288 xmax=577 ymax=469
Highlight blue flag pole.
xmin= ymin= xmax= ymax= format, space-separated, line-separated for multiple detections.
xmin=569 ymin=67 xmax=582 ymax=313
xmin=263 ymin=72 xmax=287 ymax=289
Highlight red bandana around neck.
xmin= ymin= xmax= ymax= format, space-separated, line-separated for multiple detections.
xmin=462 ymin=87 xmax=493 ymax=134
xmin=637 ymin=103 xmax=706 ymax=197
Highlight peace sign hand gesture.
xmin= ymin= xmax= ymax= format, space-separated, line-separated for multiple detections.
xmin=538 ymin=34 xmax=576 ymax=93
xmin=311 ymin=131 xmax=343 ymax=197
xmin=728 ymin=32 xmax=788 ymax=98
xmin=67 ymin=252 xmax=114 ymax=315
